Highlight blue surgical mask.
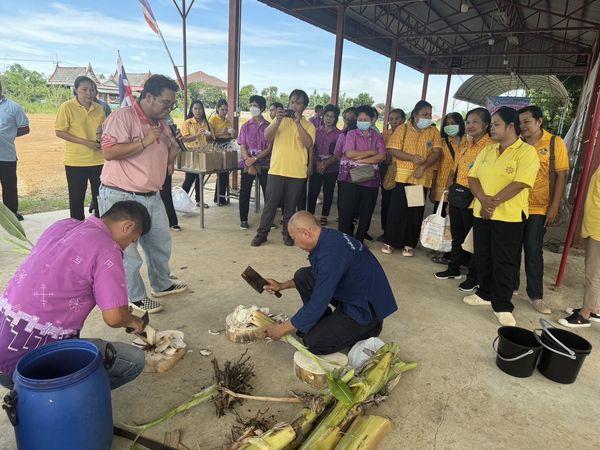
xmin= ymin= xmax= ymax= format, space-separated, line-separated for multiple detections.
xmin=444 ymin=124 xmax=460 ymax=136
xmin=357 ymin=121 xmax=371 ymax=131
xmin=417 ymin=118 xmax=433 ymax=129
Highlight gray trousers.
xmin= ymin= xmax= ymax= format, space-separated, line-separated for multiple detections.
xmin=256 ymin=174 xmax=306 ymax=239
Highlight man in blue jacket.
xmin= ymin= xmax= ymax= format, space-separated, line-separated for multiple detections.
xmin=264 ymin=211 xmax=397 ymax=354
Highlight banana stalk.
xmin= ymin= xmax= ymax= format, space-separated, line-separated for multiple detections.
xmin=334 ymin=415 xmax=393 ymax=450
xmin=0 ymin=201 xmax=32 ymax=253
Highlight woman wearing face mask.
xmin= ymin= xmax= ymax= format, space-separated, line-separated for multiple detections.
xmin=181 ymin=99 xmax=213 ymax=208
xmin=430 ymin=112 xmax=466 ymax=264
xmin=335 ymin=105 xmax=386 ymax=243
xmin=463 ymin=107 xmax=540 ymax=327
xmin=307 ymin=104 xmax=342 ymax=225
xmin=209 ymin=99 xmax=235 ymax=206
xmin=382 ymin=100 xmax=442 ymax=257
xmin=55 ymin=75 xmax=106 ymax=221
xmin=238 ymin=95 xmax=272 ymax=229
xmin=378 ymin=109 xmax=406 ymax=241
xmin=435 ymin=108 xmax=491 ymax=291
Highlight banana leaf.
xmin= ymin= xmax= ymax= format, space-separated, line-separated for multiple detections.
xmin=0 ymin=202 xmax=32 ymax=245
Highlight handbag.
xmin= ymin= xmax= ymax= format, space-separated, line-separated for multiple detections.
xmin=548 ymin=135 xmax=570 ymax=227
xmin=350 ymin=164 xmax=376 ymax=183
xmin=448 ymin=183 xmax=474 ymax=209
xmin=382 ymin=124 xmax=407 ymax=191
xmin=420 ymin=196 xmax=452 ymax=252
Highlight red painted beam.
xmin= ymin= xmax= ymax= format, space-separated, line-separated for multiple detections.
xmin=227 ymin=0 xmax=241 ymax=133
xmin=384 ymin=39 xmax=398 ymax=131
xmin=441 ymin=68 xmax=452 ymax=119
xmin=421 ymin=56 xmax=430 ymax=100
xmin=331 ymin=5 xmax=345 ymax=106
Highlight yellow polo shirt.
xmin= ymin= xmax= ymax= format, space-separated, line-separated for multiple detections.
xmin=469 ymin=139 xmax=540 ymax=222
xmin=454 ymin=134 xmax=492 ymax=187
xmin=209 ymin=115 xmax=232 ymax=139
xmin=182 ymin=117 xmax=210 ymax=149
xmin=528 ymin=130 xmax=570 ymax=215
xmin=55 ymin=97 xmax=105 ymax=167
xmin=268 ymin=117 xmax=316 ymax=179
xmin=433 ymin=136 xmax=464 ymax=202
xmin=582 ymin=167 xmax=600 ymax=241
xmin=387 ymin=123 xmax=442 ymax=188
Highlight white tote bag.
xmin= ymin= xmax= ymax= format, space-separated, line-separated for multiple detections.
xmin=419 ymin=195 xmax=452 ymax=252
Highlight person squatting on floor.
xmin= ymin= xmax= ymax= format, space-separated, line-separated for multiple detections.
xmin=99 ymin=74 xmax=188 ymax=315
xmin=0 ymin=201 xmax=150 ymax=390
xmin=263 ymin=211 xmax=397 ymax=355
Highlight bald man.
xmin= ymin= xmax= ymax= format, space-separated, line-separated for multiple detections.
xmin=264 ymin=211 xmax=397 ymax=354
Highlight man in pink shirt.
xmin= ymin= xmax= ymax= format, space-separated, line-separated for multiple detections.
xmin=99 ymin=75 xmax=187 ymax=314
xmin=0 ymin=201 xmax=149 ymax=389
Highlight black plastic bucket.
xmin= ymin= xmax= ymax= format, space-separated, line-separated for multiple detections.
xmin=493 ymin=326 xmax=542 ymax=378
xmin=535 ymin=319 xmax=592 ymax=384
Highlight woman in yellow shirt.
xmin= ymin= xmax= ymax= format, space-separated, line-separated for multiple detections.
xmin=55 ymin=75 xmax=105 ymax=220
xmin=382 ymin=100 xmax=442 ymax=257
xmin=379 ymin=108 xmax=405 ymax=239
xmin=209 ymin=99 xmax=235 ymax=206
xmin=181 ymin=100 xmax=213 ymax=207
xmin=464 ymin=107 xmax=540 ymax=327
xmin=435 ymin=108 xmax=491 ymax=291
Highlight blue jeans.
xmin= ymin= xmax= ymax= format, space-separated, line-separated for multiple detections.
xmin=98 ymin=185 xmax=172 ymax=301
xmin=0 ymin=339 xmax=145 ymax=391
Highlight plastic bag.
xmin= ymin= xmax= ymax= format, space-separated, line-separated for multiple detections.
xmin=172 ymin=186 xmax=199 ymax=215
xmin=348 ymin=337 xmax=385 ymax=369
xmin=419 ymin=195 xmax=452 ymax=252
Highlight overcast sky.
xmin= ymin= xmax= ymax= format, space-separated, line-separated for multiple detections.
xmin=0 ymin=0 xmax=473 ymax=114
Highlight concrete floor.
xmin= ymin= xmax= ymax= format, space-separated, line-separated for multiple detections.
xmin=0 ymin=200 xmax=598 ymax=450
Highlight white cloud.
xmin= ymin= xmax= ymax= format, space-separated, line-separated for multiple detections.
xmin=299 ymin=59 xmax=307 ymax=67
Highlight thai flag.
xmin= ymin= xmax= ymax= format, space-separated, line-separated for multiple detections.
xmin=117 ymin=54 xmax=135 ymax=108
xmin=139 ymin=0 xmax=160 ymax=35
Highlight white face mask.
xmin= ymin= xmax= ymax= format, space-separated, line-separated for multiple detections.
xmin=444 ymin=124 xmax=460 ymax=136
xmin=417 ymin=118 xmax=433 ymax=129
xmin=249 ymin=107 xmax=261 ymax=117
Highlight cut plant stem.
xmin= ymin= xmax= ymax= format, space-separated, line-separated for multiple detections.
xmin=334 ymin=415 xmax=393 ymax=450
xmin=220 ymin=387 xmax=303 ymax=404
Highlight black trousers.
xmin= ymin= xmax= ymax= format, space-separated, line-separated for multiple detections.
xmin=380 ymin=188 xmax=391 ymax=230
xmin=296 ymin=179 xmax=308 ymax=211
xmin=256 ymin=174 xmax=305 ymax=239
xmin=293 ymin=267 xmax=382 ymax=355
xmin=0 ymin=161 xmax=18 ymax=215
xmin=384 ymin=182 xmax=427 ymax=249
xmin=307 ymin=171 xmax=337 ymax=217
xmin=448 ymin=204 xmax=477 ymax=281
xmin=239 ymin=169 xmax=268 ymax=222
xmin=337 ymin=181 xmax=379 ymax=243
xmin=160 ymin=173 xmax=178 ymax=227
xmin=213 ymin=172 xmax=229 ymax=204
xmin=181 ymin=173 xmax=201 ymax=203
xmin=65 ymin=165 xmax=102 ymax=220
xmin=474 ymin=218 xmax=525 ymax=313
xmin=515 ymin=214 xmax=546 ymax=300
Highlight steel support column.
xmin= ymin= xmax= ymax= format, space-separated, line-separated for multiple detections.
xmin=331 ymin=5 xmax=345 ymax=106
xmin=441 ymin=68 xmax=452 ymax=118
xmin=421 ymin=56 xmax=430 ymax=100
xmin=227 ymin=0 xmax=242 ymax=133
xmin=383 ymin=39 xmax=398 ymax=131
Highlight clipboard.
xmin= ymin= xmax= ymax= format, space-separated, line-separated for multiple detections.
xmin=242 ymin=266 xmax=282 ymax=298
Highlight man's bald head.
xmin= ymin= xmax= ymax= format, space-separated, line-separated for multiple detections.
xmin=288 ymin=211 xmax=322 ymax=252
xmin=289 ymin=211 xmax=320 ymax=231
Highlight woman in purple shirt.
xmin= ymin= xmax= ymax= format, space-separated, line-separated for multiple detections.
xmin=238 ymin=95 xmax=272 ymax=229
xmin=336 ymin=105 xmax=386 ymax=243
xmin=307 ymin=104 xmax=342 ymax=225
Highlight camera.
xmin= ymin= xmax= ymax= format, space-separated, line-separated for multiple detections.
xmin=284 ymin=109 xmax=296 ymax=118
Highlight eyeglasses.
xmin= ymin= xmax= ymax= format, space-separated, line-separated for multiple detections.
xmin=155 ymin=99 xmax=178 ymax=111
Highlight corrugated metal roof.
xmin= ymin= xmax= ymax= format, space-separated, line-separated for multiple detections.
xmin=258 ymin=0 xmax=598 ymax=75
xmin=454 ymin=74 xmax=569 ymax=105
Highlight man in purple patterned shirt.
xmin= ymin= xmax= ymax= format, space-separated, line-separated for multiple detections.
xmin=0 ymin=201 xmax=149 ymax=389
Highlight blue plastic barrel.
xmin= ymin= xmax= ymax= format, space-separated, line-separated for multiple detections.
xmin=10 ymin=339 xmax=113 ymax=450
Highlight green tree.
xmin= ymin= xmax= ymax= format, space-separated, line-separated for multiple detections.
xmin=351 ymin=92 xmax=374 ymax=107
xmin=261 ymin=86 xmax=279 ymax=105
xmin=239 ymin=84 xmax=257 ymax=110
xmin=527 ymin=76 xmax=582 ymax=136
xmin=183 ymin=82 xmax=225 ymax=109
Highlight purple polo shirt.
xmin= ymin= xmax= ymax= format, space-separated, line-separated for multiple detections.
xmin=0 ymin=217 xmax=128 ymax=375
xmin=336 ymin=128 xmax=385 ymax=188
xmin=314 ymin=126 xmax=342 ymax=173
xmin=238 ymin=117 xmax=270 ymax=169
xmin=310 ymin=116 xmax=321 ymax=129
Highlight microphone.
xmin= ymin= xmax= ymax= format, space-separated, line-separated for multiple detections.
xmin=166 ymin=116 xmax=187 ymax=153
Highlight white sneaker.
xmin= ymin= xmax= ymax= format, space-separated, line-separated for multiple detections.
xmin=131 ymin=297 xmax=163 ymax=314
xmin=151 ymin=282 xmax=188 ymax=298
xmin=494 ymin=311 xmax=516 ymax=326
xmin=462 ymin=294 xmax=490 ymax=306
xmin=530 ymin=299 xmax=551 ymax=314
